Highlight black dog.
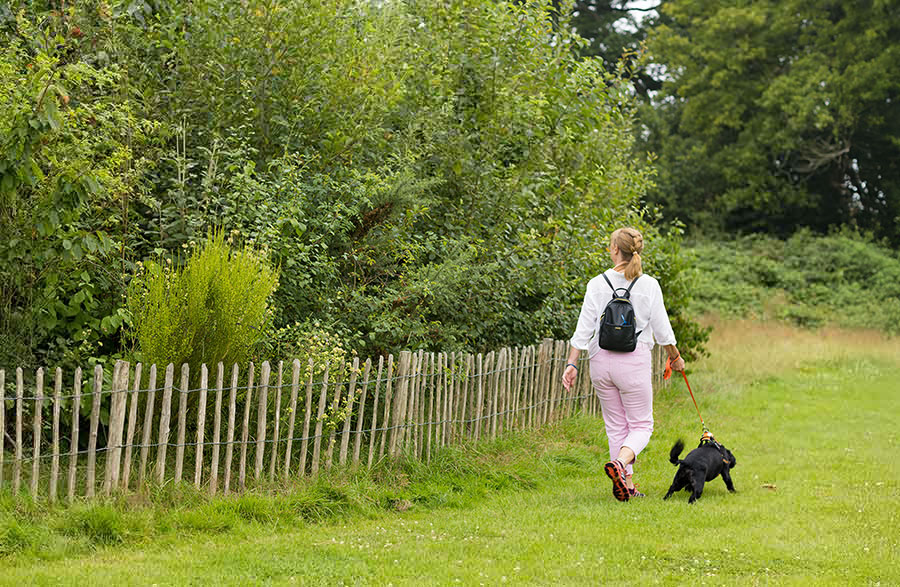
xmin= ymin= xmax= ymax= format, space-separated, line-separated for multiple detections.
xmin=663 ymin=437 xmax=737 ymax=504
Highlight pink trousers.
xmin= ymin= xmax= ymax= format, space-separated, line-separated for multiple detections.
xmin=589 ymin=347 xmax=654 ymax=476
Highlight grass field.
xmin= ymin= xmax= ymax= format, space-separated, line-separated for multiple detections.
xmin=2 ymin=320 xmax=898 ymax=585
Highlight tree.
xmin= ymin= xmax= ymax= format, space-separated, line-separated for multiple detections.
xmin=643 ymin=0 xmax=900 ymax=242
xmin=566 ymin=1 xmax=665 ymax=97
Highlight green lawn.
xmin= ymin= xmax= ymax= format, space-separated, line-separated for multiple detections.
xmin=2 ymin=324 xmax=899 ymax=585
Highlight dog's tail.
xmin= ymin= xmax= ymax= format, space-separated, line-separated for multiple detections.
xmin=669 ymin=439 xmax=685 ymax=465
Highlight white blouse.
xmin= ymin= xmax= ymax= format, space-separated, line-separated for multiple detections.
xmin=570 ymin=269 xmax=677 ymax=357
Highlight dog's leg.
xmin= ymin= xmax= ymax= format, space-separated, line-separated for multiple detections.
xmin=688 ymin=468 xmax=707 ymax=504
xmin=664 ymin=469 xmax=690 ymax=500
xmin=722 ymin=468 xmax=736 ymax=493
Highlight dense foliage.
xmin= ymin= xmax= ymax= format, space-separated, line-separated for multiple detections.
xmin=646 ymin=0 xmax=900 ymax=241
xmin=688 ymin=231 xmax=900 ymax=332
xmin=1 ymin=1 xmax=706 ymax=371
xmin=126 ymin=230 xmax=279 ymax=369
xmin=568 ymin=1 xmax=900 ymax=244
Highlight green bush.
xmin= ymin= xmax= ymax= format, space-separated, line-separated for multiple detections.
xmin=3 ymin=0 xmax=709 ymax=368
xmin=687 ymin=230 xmax=900 ymax=333
xmin=59 ymin=505 xmax=129 ymax=547
xmin=126 ymin=230 xmax=279 ymax=368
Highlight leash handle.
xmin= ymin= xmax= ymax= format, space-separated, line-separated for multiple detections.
xmin=664 ymin=356 xmax=707 ymax=431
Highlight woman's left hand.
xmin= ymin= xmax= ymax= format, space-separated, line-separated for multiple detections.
xmin=562 ymin=365 xmax=578 ymax=390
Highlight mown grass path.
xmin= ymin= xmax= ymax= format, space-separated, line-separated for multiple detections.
xmin=4 ymin=324 xmax=899 ymax=586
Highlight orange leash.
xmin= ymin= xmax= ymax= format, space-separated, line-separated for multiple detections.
xmin=664 ymin=356 xmax=709 ymax=433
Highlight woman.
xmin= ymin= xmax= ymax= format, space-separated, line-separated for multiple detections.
xmin=562 ymin=227 xmax=685 ymax=501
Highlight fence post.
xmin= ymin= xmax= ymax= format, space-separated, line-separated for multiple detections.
xmin=473 ymin=353 xmax=484 ymax=442
xmin=378 ymin=355 xmax=394 ymax=461
xmin=283 ymin=359 xmax=301 ymax=477
xmin=209 ymin=362 xmax=225 ymax=495
xmin=299 ymin=359 xmax=315 ymax=476
xmin=367 ymin=356 xmax=385 ymax=469
xmin=352 ymin=358 xmax=372 ymax=469
xmin=194 ymin=364 xmax=209 ymax=489
xmin=31 ymin=368 xmax=44 ymax=499
xmin=387 ymin=352 xmax=408 ymax=458
xmin=238 ymin=362 xmax=255 ymax=491
xmin=269 ymin=361 xmax=284 ymax=482
xmin=122 ymin=363 xmax=142 ymax=490
xmin=50 ymin=367 xmax=62 ymax=501
xmin=404 ymin=351 xmax=421 ymax=456
xmin=155 ymin=363 xmax=175 ymax=485
xmin=339 ymin=357 xmax=360 ymax=467
xmin=254 ymin=361 xmax=270 ymax=482
xmin=138 ymin=364 xmax=157 ymax=487
xmin=86 ymin=364 xmax=103 ymax=497
xmin=311 ymin=364 xmax=330 ymax=477
xmin=223 ymin=364 xmax=239 ymax=494
xmin=417 ymin=353 xmax=431 ymax=460
xmin=325 ymin=366 xmax=344 ymax=471
xmin=174 ymin=363 xmax=190 ymax=484
xmin=491 ymin=350 xmax=503 ymax=440
xmin=104 ymin=361 xmax=129 ymax=495
xmin=14 ymin=368 xmax=23 ymax=494
xmin=427 ymin=354 xmax=437 ymax=462
xmin=67 ymin=368 xmax=82 ymax=502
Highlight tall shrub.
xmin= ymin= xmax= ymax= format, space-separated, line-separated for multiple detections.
xmin=126 ymin=230 xmax=278 ymax=368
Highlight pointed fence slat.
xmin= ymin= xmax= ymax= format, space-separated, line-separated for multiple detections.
xmin=223 ymin=364 xmax=239 ymax=495
xmin=104 ymin=361 xmax=129 ymax=495
xmin=194 ymin=364 xmax=209 ymax=489
xmin=473 ymin=353 xmax=484 ymax=442
xmin=85 ymin=365 xmax=102 ymax=497
xmin=138 ymin=365 xmax=157 ymax=486
xmin=155 ymin=364 xmax=175 ymax=484
xmin=239 ymin=363 xmax=255 ymax=490
xmin=254 ymin=362 xmax=270 ymax=482
xmin=174 ymin=363 xmax=190 ymax=484
xmin=325 ymin=368 xmax=344 ymax=471
xmin=378 ymin=355 xmax=394 ymax=461
xmin=14 ymin=368 xmax=23 ymax=495
xmin=269 ymin=361 xmax=284 ymax=482
xmin=50 ymin=368 xmax=62 ymax=501
xmin=311 ymin=365 xmax=331 ymax=477
xmin=390 ymin=352 xmax=411 ymax=458
xmin=209 ymin=363 xmax=225 ymax=496
xmin=427 ymin=354 xmax=437 ymax=462
xmin=419 ymin=353 xmax=431 ymax=459
xmin=122 ymin=363 xmax=142 ymax=490
xmin=31 ymin=368 xmax=44 ymax=498
xmin=298 ymin=359 xmax=315 ymax=476
xmin=339 ymin=357 xmax=359 ymax=467
xmin=67 ymin=368 xmax=82 ymax=502
xmin=459 ymin=354 xmax=471 ymax=441
xmin=352 ymin=359 xmax=372 ymax=469
xmin=367 ymin=356 xmax=385 ymax=469
xmin=283 ymin=359 xmax=302 ymax=477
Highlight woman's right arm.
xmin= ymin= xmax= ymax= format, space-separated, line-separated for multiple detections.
xmin=651 ymin=280 xmax=685 ymax=372
xmin=563 ymin=285 xmax=597 ymax=390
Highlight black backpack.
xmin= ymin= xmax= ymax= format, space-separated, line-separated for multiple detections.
xmin=597 ymin=274 xmax=642 ymax=352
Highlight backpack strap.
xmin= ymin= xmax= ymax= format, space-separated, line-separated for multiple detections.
xmin=602 ymin=274 xmax=616 ymax=298
xmin=624 ymin=275 xmax=641 ymax=298
xmin=603 ymin=273 xmax=641 ymax=299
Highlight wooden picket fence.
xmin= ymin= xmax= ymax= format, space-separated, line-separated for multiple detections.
xmin=0 ymin=340 xmax=668 ymax=502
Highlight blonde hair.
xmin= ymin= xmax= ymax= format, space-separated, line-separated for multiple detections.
xmin=610 ymin=227 xmax=644 ymax=281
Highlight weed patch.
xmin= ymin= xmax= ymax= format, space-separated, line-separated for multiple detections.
xmin=59 ymin=505 xmax=131 ymax=547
